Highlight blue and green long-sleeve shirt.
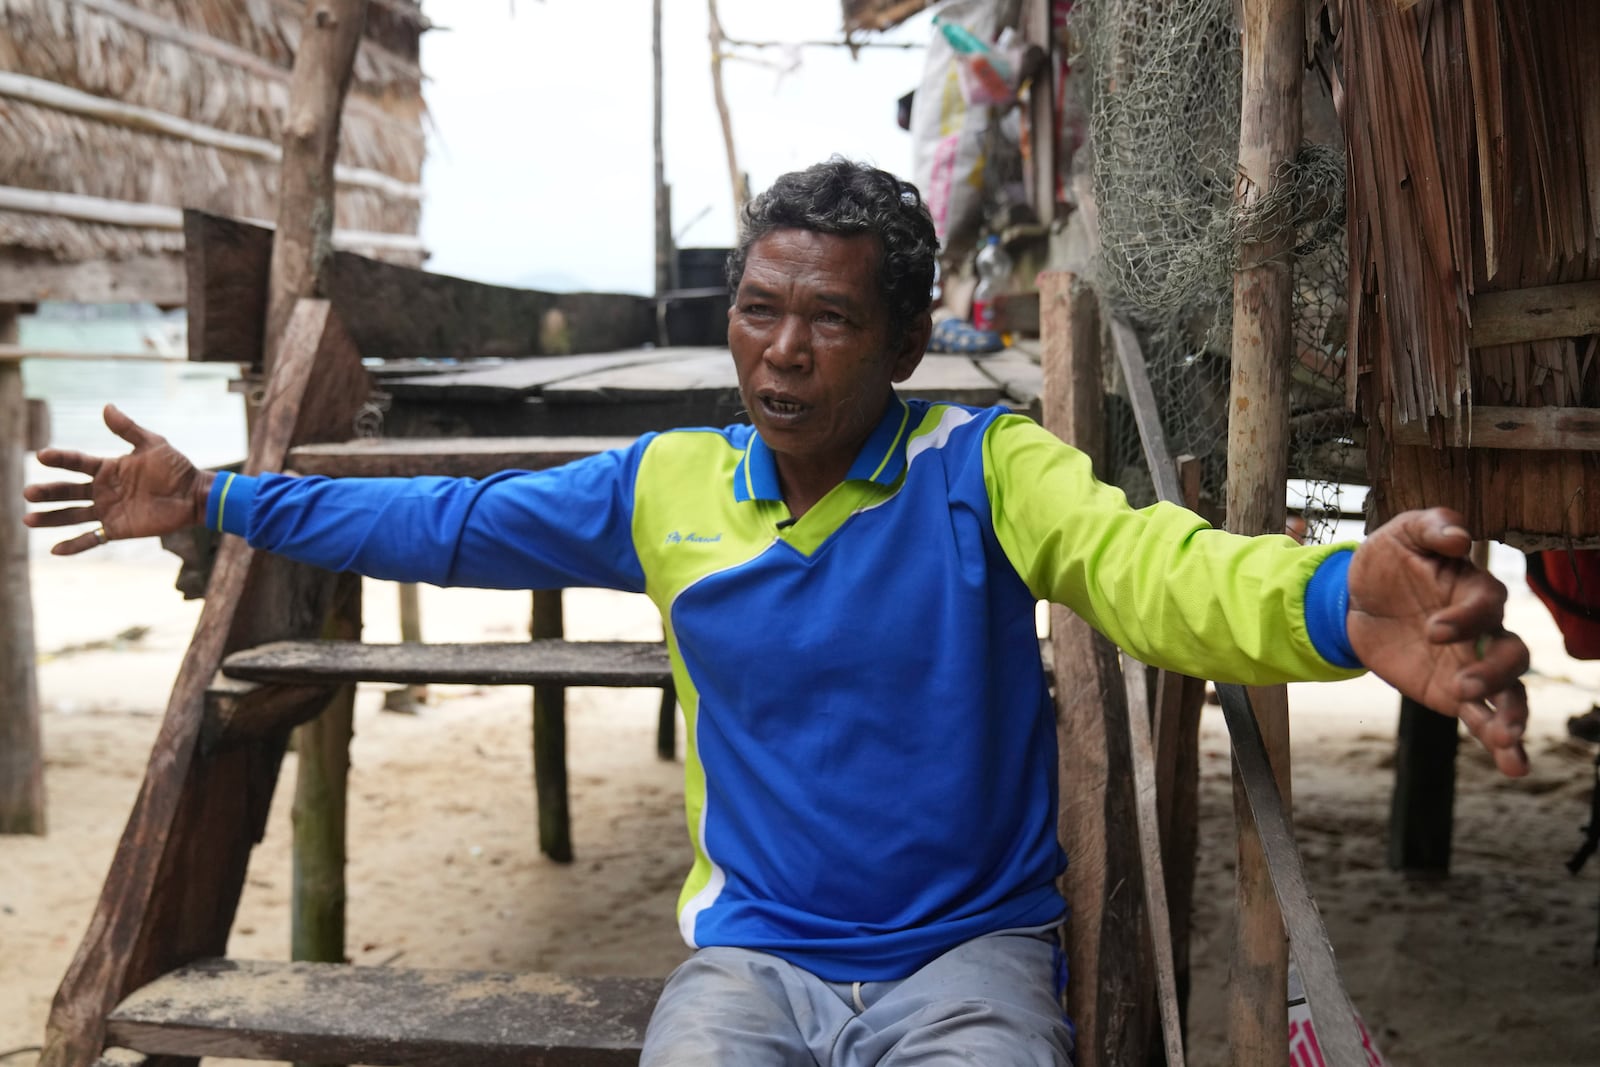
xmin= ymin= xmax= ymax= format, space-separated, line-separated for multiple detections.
xmin=209 ymin=396 xmax=1362 ymax=981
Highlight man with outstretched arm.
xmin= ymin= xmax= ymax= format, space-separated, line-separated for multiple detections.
xmin=25 ymin=159 xmax=1529 ymax=1067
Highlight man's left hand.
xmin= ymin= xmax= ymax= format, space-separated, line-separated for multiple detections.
xmin=1348 ymin=508 xmax=1529 ymax=777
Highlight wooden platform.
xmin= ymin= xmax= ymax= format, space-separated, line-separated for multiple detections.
xmin=104 ymin=959 xmax=659 ymax=1066
xmin=377 ymin=346 xmax=1043 ymax=438
xmin=221 ymin=640 xmax=674 ymax=688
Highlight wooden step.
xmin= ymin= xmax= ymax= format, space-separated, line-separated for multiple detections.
xmin=104 ymin=958 xmax=660 ymax=1066
xmin=221 ymin=639 xmax=673 ymax=688
xmin=287 ymin=435 xmax=637 ymax=479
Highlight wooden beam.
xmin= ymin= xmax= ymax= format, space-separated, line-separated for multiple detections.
xmin=185 ymin=211 xmax=656 ymax=366
xmin=0 ymin=251 xmax=185 ymax=306
xmin=41 ymin=300 xmax=372 ymax=1067
xmin=1038 ymin=272 xmax=1156 ymax=1067
xmin=1470 ymin=280 xmax=1600 ymax=348
xmin=0 ymin=305 xmax=45 ymax=835
xmin=26 ymin=397 xmax=50 ymax=452
xmin=200 ymin=677 xmax=337 ymax=753
xmin=1390 ymin=405 xmax=1600 ymax=451
xmin=1228 ymin=1 xmax=1301 ymax=1060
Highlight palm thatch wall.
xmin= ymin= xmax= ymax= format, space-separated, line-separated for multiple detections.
xmin=0 ymin=0 xmax=428 ymax=305
xmin=1339 ymin=0 xmax=1600 ymax=546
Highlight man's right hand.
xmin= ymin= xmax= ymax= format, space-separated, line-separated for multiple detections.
xmin=22 ymin=404 xmax=213 ymax=555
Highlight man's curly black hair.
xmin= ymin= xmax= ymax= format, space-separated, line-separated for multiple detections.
xmin=726 ymin=158 xmax=939 ymax=343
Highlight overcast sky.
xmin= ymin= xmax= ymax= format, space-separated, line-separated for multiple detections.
xmin=417 ymin=1 xmax=931 ymax=294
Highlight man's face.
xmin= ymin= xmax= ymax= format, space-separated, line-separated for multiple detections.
xmin=728 ymin=228 xmax=925 ymax=485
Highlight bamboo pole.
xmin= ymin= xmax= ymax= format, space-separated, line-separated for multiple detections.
xmin=383 ymin=583 xmax=426 ymax=712
xmin=531 ymin=589 xmax=572 ymax=862
xmin=707 ymin=0 xmax=749 ymax=226
xmin=1227 ymin=0 xmax=1301 ymax=1061
xmin=0 ymin=308 xmax=46 ymax=835
xmin=264 ymin=0 xmax=370 ymax=376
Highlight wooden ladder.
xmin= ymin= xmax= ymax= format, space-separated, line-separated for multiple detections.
xmin=41 ymin=300 xmax=675 ymax=1067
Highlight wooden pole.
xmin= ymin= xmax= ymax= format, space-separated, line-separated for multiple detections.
xmin=1153 ymin=455 xmax=1206 ymax=1040
xmin=383 ymin=583 xmax=426 ymax=712
xmin=291 ymin=571 xmax=359 ymax=971
xmin=707 ymin=0 xmax=748 ymax=227
xmin=1039 ymin=272 xmax=1156 ymax=1067
xmin=1227 ymin=0 xmax=1301 ymax=1061
xmin=531 ymin=589 xmax=572 ymax=863
xmin=264 ymin=0 xmax=367 ymax=992
xmin=263 ymin=0 xmax=369 ymax=376
xmin=0 ymin=304 xmax=46 ymax=835
xmin=654 ymin=0 xmax=672 ymax=299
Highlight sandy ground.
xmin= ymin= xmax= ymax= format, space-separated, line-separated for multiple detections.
xmin=3 ymin=541 xmax=1600 ymax=1066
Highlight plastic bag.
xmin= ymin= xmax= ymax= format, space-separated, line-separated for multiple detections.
xmin=910 ymin=0 xmax=998 ymax=252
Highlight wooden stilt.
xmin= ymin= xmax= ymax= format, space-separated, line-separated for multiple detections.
xmin=1039 ymin=272 xmax=1156 ymax=1067
xmin=1227 ymin=0 xmax=1302 ymax=1061
xmin=0 ymin=303 xmax=46 ymax=836
xmin=531 ymin=589 xmax=572 ymax=863
xmin=383 ymin=583 xmax=426 ymax=712
xmin=291 ymin=572 xmax=361 ymax=965
xmin=656 ymin=683 xmax=677 ymax=761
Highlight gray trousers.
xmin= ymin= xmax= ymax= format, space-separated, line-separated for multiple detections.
xmin=640 ymin=927 xmax=1076 ymax=1066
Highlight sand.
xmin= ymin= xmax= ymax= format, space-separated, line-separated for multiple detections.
xmin=3 ymin=541 xmax=1599 ymax=1065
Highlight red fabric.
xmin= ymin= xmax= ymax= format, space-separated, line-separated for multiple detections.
xmin=1527 ymin=549 xmax=1600 ymax=660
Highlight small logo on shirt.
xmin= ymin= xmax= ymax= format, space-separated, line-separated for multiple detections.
xmin=665 ymin=530 xmax=722 ymax=545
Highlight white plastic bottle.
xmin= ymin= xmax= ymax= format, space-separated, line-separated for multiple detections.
xmin=970 ymin=235 xmax=1012 ymax=333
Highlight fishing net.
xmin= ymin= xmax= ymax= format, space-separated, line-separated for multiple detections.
xmin=1069 ymin=0 xmax=1354 ymax=540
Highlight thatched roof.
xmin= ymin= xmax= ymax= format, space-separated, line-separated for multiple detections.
xmin=0 ymin=0 xmax=428 ymax=301
xmin=1341 ymin=0 xmax=1600 ymax=545
xmin=842 ymin=0 xmax=932 ymax=35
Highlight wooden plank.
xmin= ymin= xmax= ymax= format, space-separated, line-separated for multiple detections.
xmin=1120 ymin=654 xmax=1187 ymax=1067
xmin=105 ymin=959 xmax=658 ymax=1066
xmin=972 ymin=347 xmax=1044 ymax=410
xmin=287 ymin=435 xmax=635 ymax=479
xmin=201 ymin=676 xmax=336 ymax=753
xmin=1153 ymin=456 xmax=1205 ymax=1039
xmin=222 ymin=640 xmax=674 ymax=688
xmin=1390 ymin=405 xmax=1600 ymax=450
xmin=541 ymin=352 xmax=1005 ymax=408
xmin=42 ymin=301 xmax=372 ymax=1067
xmin=184 ymin=211 xmax=657 ymax=365
xmin=0 ymin=251 xmax=185 ymax=306
xmin=1039 ymin=272 xmax=1155 ymax=1067
xmin=381 ymin=350 xmax=702 ymax=403
xmin=0 ymin=309 xmax=46 ymax=835
xmin=1470 ymin=280 xmax=1600 ymax=347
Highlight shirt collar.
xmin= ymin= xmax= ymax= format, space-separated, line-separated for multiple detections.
xmin=733 ymin=393 xmax=912 ymax=503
